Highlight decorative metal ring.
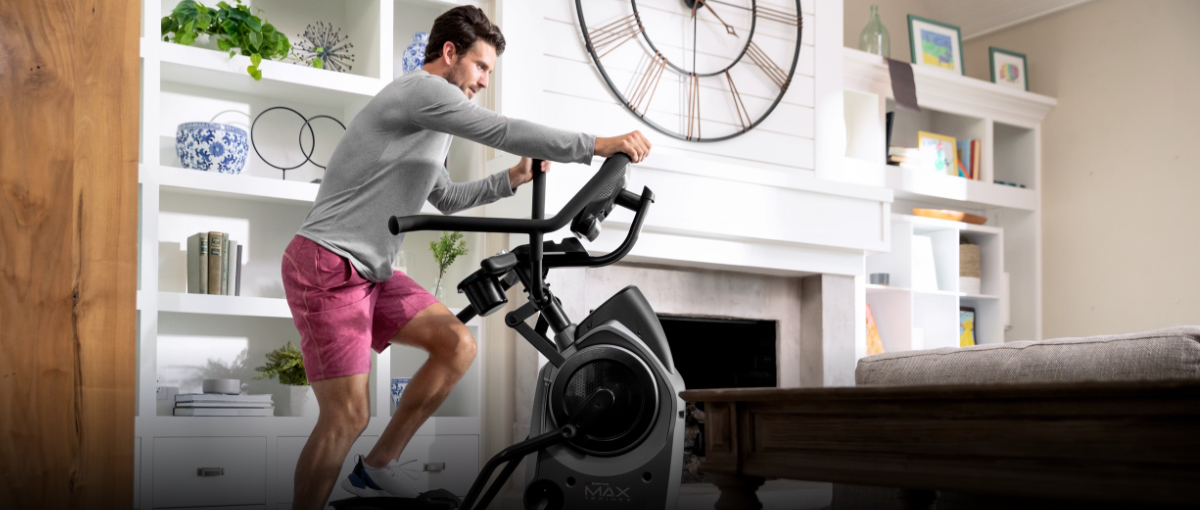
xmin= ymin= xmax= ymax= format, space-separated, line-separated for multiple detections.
xmin=251 ymin=106 xmax=315 ymax=172
xmin=298 ymin=114 xmax=347 ymax=169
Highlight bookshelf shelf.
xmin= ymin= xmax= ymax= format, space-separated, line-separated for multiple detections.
xmin=158 ymin=292 xmax=292 ymax=318
xmin=146 ymin=39 xmax=386 ymax=109
xmin=845 ymin=158 xmax=1037 ymax=211
xmin=135 ymin=414 xmax=482 ymax=438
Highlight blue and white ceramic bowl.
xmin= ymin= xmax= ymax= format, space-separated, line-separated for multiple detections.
xmin=402 ymin=32 xmax=429 ymax=75
xmin=176 ymin=122 xmax=249 ymax=174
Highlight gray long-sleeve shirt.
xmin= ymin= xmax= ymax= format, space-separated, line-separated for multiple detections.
xmin=296 ymin=69 xmax=596 ymax=283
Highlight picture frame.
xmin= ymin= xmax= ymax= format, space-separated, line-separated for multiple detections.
xmin=907 ymin=15 xmax=965 ymax=75
xmin=959 ymin=307 xmax=976 ymax=347
xmin=989 ymin=47 xmax=1029 ymax=91
xmin=917 ymin=130 xmax=957 ymax=175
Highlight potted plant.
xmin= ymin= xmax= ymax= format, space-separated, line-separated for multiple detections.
xmin=253 ymin=341 xmax=317 ymax=416
xmin=429 ymin=231 xmax=469 ymax=300
xmin=160 ymin=0 xmax=291 ymax=81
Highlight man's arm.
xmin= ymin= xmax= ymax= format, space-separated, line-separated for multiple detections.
xmin=427 ymin=165 xmax=514 ymax=215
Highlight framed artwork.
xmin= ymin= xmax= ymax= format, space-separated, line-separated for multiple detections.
xmin=959 ymin=307 xmax=976 ymax=347
xmin=907 ymin=15 xmax=964 ymax=75
xmin=990 ymin=47 xmax=1029 ymax=91
xmin=917 ymin=131 xmax=957 ymax=175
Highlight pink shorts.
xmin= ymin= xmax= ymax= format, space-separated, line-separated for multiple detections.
xmin=281 ymin=235 xmax=438 ymax=382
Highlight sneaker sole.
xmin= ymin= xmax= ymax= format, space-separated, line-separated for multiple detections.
xmin=341 ymin=475 xmax=391 ymax=498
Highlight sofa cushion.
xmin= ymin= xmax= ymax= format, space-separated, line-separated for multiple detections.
xmin=855 ymin=326 xmax=1200 ymax=386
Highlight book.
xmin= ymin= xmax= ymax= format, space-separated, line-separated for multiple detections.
xmin=235 ymin=244 xmax=243 ymax=296
xmin=187 ymin=233 xmax=202 ymax=294
xmin=207 ymin=232 xmax=223 ymax=294
xmin=220 ymin=233 xmax=230 ymax=295
xmin=173 ymin=407 xmax=275 ymax=417
xmin=225 ymin=239 xmax=238 ymax=296
xmin=972 ymin=140 xmax=981 ymax=181
xmin=866 ymin=304 xmax=885 ymax=356
xmin=176 ymin=393 xmax=274 ymax=403
xmin=175 ymin=402 xmax=274 ymax=408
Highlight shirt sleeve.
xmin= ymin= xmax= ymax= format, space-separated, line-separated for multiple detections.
xmin=407 ymin=76 xmax=596 ymax=166
xmin=427 ymin=165 xmax=516 ymax=215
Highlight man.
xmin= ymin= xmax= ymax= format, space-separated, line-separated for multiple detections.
xmin=281 ymin=5 xmax=651 ymax=508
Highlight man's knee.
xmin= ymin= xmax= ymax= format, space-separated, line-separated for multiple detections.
xmin=433 ymin=324 xmax=477 ymax=372
xmin=322 ymin=395 xmax=371 ymax=435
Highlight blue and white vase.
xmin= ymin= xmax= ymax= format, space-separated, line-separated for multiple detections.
xmin=175 ymin=122 xmax=249 ymax=174
xmin=402 ymin=32 xmax=429 ymax=75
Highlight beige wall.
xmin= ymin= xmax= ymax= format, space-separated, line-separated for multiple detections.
xmin=847 ymin=0 xmax=1200 ymax=337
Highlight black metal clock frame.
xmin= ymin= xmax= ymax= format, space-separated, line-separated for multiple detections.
xmin=575 ymin=0 xmax=803 ymax=142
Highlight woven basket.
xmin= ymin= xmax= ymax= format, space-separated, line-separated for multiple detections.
xmin=960 ymin=244 xmax=981 ymax=278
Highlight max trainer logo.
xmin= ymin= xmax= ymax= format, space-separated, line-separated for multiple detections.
xmin=583 ymin=481 xmax=632 ymax=502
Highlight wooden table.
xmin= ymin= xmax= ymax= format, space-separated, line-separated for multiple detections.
xmin=681 ymin=381 xmax=1200 ymax=509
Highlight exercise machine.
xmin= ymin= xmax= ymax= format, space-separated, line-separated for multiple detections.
xmin=333 ymin=154 xmax=684 ymax=510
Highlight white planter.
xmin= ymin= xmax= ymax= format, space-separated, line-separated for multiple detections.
xmin=288 ymin=385 xmax=319 ymax=417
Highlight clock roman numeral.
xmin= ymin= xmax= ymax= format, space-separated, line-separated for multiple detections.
xmin=686 ymin=73 xmax=701 ymax=141
xmin=627 ymin=52 xmax=668 ymax=117
xmin=745 ymin=41 xmax=790 ymax=91
xmin=756 ymin=4 xmax=800 ymax=27
xmin=587 ymin=13 xmax=644 ymax=59
xmin=724 ymin=70 xmax=751 ymax=132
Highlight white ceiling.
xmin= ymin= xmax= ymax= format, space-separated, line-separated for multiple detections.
xmin=923 ymin=0 xmax=1093 ymax=40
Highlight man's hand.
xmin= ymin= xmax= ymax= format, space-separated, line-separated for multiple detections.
xmin=594 ymin=131 xmax=652 ymax=163
xmin=508 ymin=157 xmax=550 ymax=188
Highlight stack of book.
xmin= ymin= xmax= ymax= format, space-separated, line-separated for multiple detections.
xmin=956 ymin=139 xmax=982 ymax=180
xmin=173 ymin=393 xmax=274 ymax=417
xmin=187 ymin=231 xmax=242 ymax=295
xmin=887 ymin=147 xmax=924 ymax=169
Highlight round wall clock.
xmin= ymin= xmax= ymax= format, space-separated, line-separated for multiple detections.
xmin=575 ymin=0 xmax=803 ymax=142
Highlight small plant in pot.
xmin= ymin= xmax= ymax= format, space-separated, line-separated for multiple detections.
xmin=161 ymin=0 xmax=290 ymax=80
xmin=253 ymin=341 xmax=317 ymax=417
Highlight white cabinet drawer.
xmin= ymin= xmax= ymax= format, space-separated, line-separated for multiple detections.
xmin=412 ymin=434 xmax=480 ymax=497
xmin=153 ymin=437 xmax=266 ymax=508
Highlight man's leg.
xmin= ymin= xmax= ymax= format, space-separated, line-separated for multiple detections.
xmin=364 ymin=302 xmax=476 ymax=467
xmin=293 ymin=373 xmax=371 ymax=510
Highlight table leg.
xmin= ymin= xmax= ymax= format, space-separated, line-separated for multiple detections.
xmin=710 ymin=473 xmax=766 ymax=510
xmin=898 ymin=489 xmax=938 ymax=510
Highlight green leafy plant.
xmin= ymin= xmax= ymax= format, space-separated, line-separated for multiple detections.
xmin=430 ymin=231 xmax=469 ymax=296
xmin=161 ymin=0 xmax=291 ymax=81
xmin=253 ymin=341 xmax=309 ymax=386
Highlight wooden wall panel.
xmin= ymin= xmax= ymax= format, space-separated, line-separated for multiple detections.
xmin=0 ymin=0 xmax=139 ymax=508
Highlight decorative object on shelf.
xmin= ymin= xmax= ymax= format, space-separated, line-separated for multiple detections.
xmin=429 ymin=231 xmax=468 ymax=301
xmin=911 ymin=234 xmax=940 ymax=292
xmin=390 ymin=377 xmax=411 ymax=414
xmin=858 ymin=5 xmax=891 ymax=58
xmin=869 ymin=273 xmax=890 ymax=286
xmin=575 ymin=0 xmax=803 ymax=141
xmin=188 ymin=231 xmax=243 ymax=294
xmin=888 ymin=146 xmax=923 ymax=169
xmin=866 ymin=304 xmax=886 ymax=355
xmin=201 ymin=378 xmax=241 ymax=395
xmin=960 ymin=238 xmax=981 ymax=295
xmin=173 ymin=393 xmax=275 ymax=417
xmin=912 ymin=208 xmax=987 ymax=225
xmin=989 ymin=47 xmax=1028 ymax=91
xmin=959 ymin=307 xmax=976 ymax=347
xmin=250 ymin=106 xmax=346 ymax=180
xmin=292 ymin=22 xmax=355 ymax=72
xmin=160 ymin=0 xmax=291 ymax=81
xmin=253 ymin=341 xmax=314 ymax=417
xmin=907 ymin=15 xmax=964 ymax=75
xmin=176 ymin=120 xmax=250 ymax=174
xmin=402 ymin=32 xmax=429 ymax=75
xmin=917 ymin=131 xmax=957 ymax=175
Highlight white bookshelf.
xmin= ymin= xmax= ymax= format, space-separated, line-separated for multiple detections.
xmin=136 ymin=0 xmax=490 ymax=507
xmin=842 ymin=46 xmax=1056 ymax=357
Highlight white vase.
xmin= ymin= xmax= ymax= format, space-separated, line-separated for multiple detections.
xmin=289 ymin=385 xmax=319 ymax=417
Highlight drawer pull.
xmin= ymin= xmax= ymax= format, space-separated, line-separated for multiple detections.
xmin=423 ymin=463 xmax=445 ymax=473
xmin=197 ymin=467 xmax=225 ymax=477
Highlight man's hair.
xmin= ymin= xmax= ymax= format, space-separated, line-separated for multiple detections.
xmin=424 ymin=6 xmax=506 ymax=64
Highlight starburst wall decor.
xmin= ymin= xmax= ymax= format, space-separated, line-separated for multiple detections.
xmin=292 ymin=22 xmax=355 ymax=72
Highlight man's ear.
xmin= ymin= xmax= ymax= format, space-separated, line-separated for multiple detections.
xmin=441 ymin=41 xmax=458 ymax=64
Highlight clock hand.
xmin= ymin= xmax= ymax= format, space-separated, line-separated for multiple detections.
xmin=695 ymin=0 xmax=737 ymax=36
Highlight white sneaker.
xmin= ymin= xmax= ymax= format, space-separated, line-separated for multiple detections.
xmin=341 ymin=454 xmax=422 ymax=498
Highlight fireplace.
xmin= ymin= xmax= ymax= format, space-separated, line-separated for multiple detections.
xmin=658 ymin=315 xmax=778 ymax=483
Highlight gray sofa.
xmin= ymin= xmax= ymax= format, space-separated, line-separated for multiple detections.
xmin=833 ymin=325 xmax=1200 ymax=509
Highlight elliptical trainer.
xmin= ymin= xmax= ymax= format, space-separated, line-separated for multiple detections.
xmin=381 ymin=153 xmax=685 ymax=510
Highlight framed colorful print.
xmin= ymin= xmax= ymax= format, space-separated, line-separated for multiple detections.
xmin=990 ymin=47 xmax=1029 ymax=91
xmin=959 ymin=307 xmax=976 ymax=347
xmin=917 ymin=131 xmax=957 ymax=175
xmin=907 ymin=15 xmax=964 ymax=75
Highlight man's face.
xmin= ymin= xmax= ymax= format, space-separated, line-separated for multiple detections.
xmin=445 ymin=41 xmax=496 ymax=100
